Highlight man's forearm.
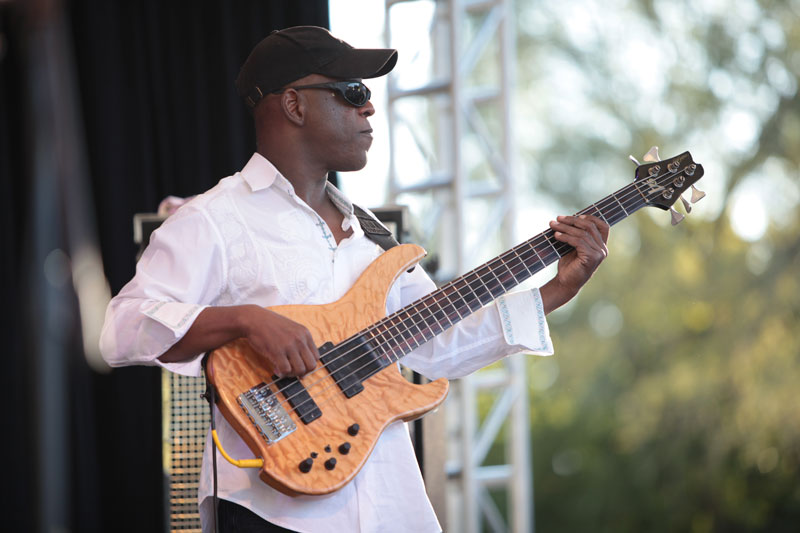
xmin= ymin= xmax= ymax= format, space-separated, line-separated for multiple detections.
xmin=158 ymin=305 xmax=255 ymax=363
xmin=539 ymin=277 xmax=580 ymax=315
xmin=158 ymin=304 xmax=320 ymax=377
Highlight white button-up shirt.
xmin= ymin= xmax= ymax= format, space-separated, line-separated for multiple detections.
xmin=100 ymin=153 xmax=554 ymax=533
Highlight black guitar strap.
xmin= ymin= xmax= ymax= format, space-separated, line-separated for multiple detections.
xmin=352 ymin=204 xmax=400 ymax=252
xmin=353 ymin=205 xmax=416 ymax=273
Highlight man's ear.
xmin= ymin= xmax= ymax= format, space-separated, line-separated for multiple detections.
xmin=280 ymin=89 xmax=305 ymax=126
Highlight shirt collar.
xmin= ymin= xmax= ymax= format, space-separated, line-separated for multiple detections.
xmin=325 ymin=180 xmax=358 ymax=234
xmin=239 ymin=152 xmax=360 ymax=234
xmin=240 ymin=152 xmax=280 ymax=191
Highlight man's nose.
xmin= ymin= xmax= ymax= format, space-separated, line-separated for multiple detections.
xmin=360 ymin=99 xmax=375 ymax=118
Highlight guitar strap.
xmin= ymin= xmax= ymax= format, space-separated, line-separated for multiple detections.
xmin=353 ymin=204 xmax=416 ymax=273
xmin=352 ymin=204 xmax=400 ymax=252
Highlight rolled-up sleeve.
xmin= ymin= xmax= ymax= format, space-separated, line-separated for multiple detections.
xmin=390 ymin=266 xmax=554 ymax=381
xmin=99 ymin=206 xmax=224 ymax=377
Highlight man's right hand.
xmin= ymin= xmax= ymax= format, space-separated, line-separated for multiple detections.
xmin=158 ymin=304 xmax=320 ymax=377
xmin=238 ymin=306 xmax=320 ymax=377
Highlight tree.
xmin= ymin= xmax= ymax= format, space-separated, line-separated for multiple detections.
xmin=504 ymin=0 xmax=800 ymax=530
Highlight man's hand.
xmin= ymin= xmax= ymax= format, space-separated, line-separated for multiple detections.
xmin=158 ymin=305 xmax=320 ymax=377
xmin=540 ymin=214 xmax=609 ymax=314
xmin=239 ymin=306 xmax=320 ymax=377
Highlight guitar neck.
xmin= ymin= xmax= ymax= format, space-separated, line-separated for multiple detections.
xmin=363 ymin=180 xmax=650 ymax=362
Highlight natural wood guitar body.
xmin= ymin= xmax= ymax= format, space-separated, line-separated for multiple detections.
xmin=205 ymin=243 xmax=450 ymax=496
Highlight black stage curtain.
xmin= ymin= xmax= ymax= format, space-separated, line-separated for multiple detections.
xmin=1 ymin=1 xmax=329 ymax=531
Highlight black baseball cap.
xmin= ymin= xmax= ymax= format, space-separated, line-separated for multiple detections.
xmin=236 ymin=26 xmax=398 ymax=109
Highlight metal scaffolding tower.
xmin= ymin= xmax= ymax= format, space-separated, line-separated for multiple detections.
xmin=385 ymin=1 xmax=531 ymax=531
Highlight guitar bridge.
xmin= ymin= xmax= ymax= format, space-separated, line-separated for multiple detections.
xmin=238 ymin=382 xmax=296 ymax=444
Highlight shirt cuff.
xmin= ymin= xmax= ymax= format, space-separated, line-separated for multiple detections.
xmin=141 ymin=300 xmax=205 ymax=335
xmin=496 ymin=288 xmax=554 ymax=355
xmin=141 ymin=300 xmax=207 ymax=376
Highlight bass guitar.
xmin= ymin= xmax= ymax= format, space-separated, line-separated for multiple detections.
xmin=206 ymin=148 xmax=705 ymax=496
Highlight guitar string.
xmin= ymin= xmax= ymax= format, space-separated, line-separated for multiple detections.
xmin=260 ymin=167 xmax=685 ymax=416
xmin=257 ymin=168 xmax=692 ymax=417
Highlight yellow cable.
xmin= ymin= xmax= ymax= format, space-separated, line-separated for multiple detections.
xmin=211 ymin=429 xmax=264 ymax=469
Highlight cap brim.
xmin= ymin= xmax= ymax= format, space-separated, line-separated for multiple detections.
xmin=320 ymin=48 xmax=398 ymax=80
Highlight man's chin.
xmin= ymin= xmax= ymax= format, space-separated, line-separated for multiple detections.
xmin=334 ymin=156 xmax=368 ymax=173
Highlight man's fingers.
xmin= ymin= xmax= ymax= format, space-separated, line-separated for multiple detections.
xmin=551 ymin=215 xmax=609 ymax=248
xmin=301 ymin=335 xmax=320 ymax=374
xmin=271 ymin=352 xmax=292 ymax=377
xmin=286 ymin=348 xmax=309 ymax=377
xmin=576 ymin=215 xmax=610 ymax=243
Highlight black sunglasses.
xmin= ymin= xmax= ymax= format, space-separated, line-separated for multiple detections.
xmin=273 ymin=80 xmax=372 ymax=107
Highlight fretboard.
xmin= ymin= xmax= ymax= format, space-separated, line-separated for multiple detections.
xmin=360 ymin=179 xmax=650 ymax=364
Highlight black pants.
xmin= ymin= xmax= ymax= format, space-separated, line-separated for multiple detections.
xmin=218 ymin=499 xmax=297 ymax=533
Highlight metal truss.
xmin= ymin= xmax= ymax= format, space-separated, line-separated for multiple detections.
xmin=385 ymin=1 xmax=531 ymax=531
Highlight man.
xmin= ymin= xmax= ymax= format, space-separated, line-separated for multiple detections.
xmin=100 ymin=26 xmax=609 ymax=533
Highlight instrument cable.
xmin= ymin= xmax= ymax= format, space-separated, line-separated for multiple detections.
xmin=201 ymin=357 xmax=220 ymax=533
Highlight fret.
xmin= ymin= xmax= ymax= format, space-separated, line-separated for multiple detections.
xmin=412 ymin=298 xmax=436 ymax=326
xmin=612 ymin=193 xmax=630 ymax=217
xmin=416 ymin=299 xmax=446 ymax=337
xmin=429 ymin=295 xmax=455 ymax=328
xmin=608 ymin=206 xmax=627 ymax=225
xmin=604 ymin=197 xmax=628 ymax=225
xmin=481 ymin=266 xmax=504 ymax=300
xmin=508 ymin=247 xmax=533 ymax=280
xmin=591 ymin=203 xmax=610 ymax=224
xmin=395 ymin=307 xmax=431 ymax=348
xmin=365 ymin=328 xmax=394 ymax=366
xmin=544 ymin=232 xmax=562 ymax=258
xmin=470 ymin=269 xmax=495 ymax=306
xmin=454 ymin=277 xmax=484 ymax=312
xmin=400 ymin=314 xmax=424 ymax=347
xmin=392 ymin=322 xmax=414 ymax=353
xmin=502 ymin=252 xmax=527 ymax=286
xmin=374 ymin=320 xmax=404 ymax=363
xmin=399 ymin=316 xmax=424 ymax=353
xmin=533 ymin=236 xmax=560 ymax=264
xmin=450 ymin=278 xmax=478 ymax=311
xmin=500 ymin=268 xmax=517 ymax=292
xmin=469 ymin=274 xmax=492 ymax=306
xmin=524 ymin=239 xmax=547 ymax=270
xmin=632 ymin=180 xmax=649 ymax=203
xmin=496 ymin=257 xmax=520 ymax=290
xmin=397 ymin=300 xmax=434 ymax=346
xmin=383 ymin=334 xmax=405 ymax=366
xmin=440 ymin=285 xmax=466 ymax=321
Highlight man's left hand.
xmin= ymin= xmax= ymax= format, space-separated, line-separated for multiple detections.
xmin=541 ymin=214 xmax=609 ymax=313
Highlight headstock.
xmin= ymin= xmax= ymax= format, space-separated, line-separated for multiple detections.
xmin=630 ymin=147 xmax=705 ymax=225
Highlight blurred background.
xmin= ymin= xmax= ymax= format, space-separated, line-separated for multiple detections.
xmin=2 ymin=0 xmax=798 ymax=532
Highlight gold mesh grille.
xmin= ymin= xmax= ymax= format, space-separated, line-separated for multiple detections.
xmin=163 ymin=370 xmax=210 ymax=532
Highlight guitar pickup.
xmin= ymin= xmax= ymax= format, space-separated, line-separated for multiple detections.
xmin=319 ymin=338 xmax=388 ymax=398
xmin=273 ymin=376 xmax=322 ymax=424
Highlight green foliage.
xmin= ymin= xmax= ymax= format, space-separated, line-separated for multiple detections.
xmin=483 ymin=0 xmax=800 ymax=530
xmin=527 ymin=217 xmax=800 ymax=532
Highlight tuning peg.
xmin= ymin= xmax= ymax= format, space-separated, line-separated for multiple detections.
xmin=670 ymin=207 xmax=684 ymax=225
xmin=680 ymin=195 xmax=692 ymax=213
xmin=690 ymin=185 xmax=706 ymax=203
xmin=629 ymin=155 xmax=641 ymax=165
xmin=642 ymin=146 xmax=660 ymax=162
